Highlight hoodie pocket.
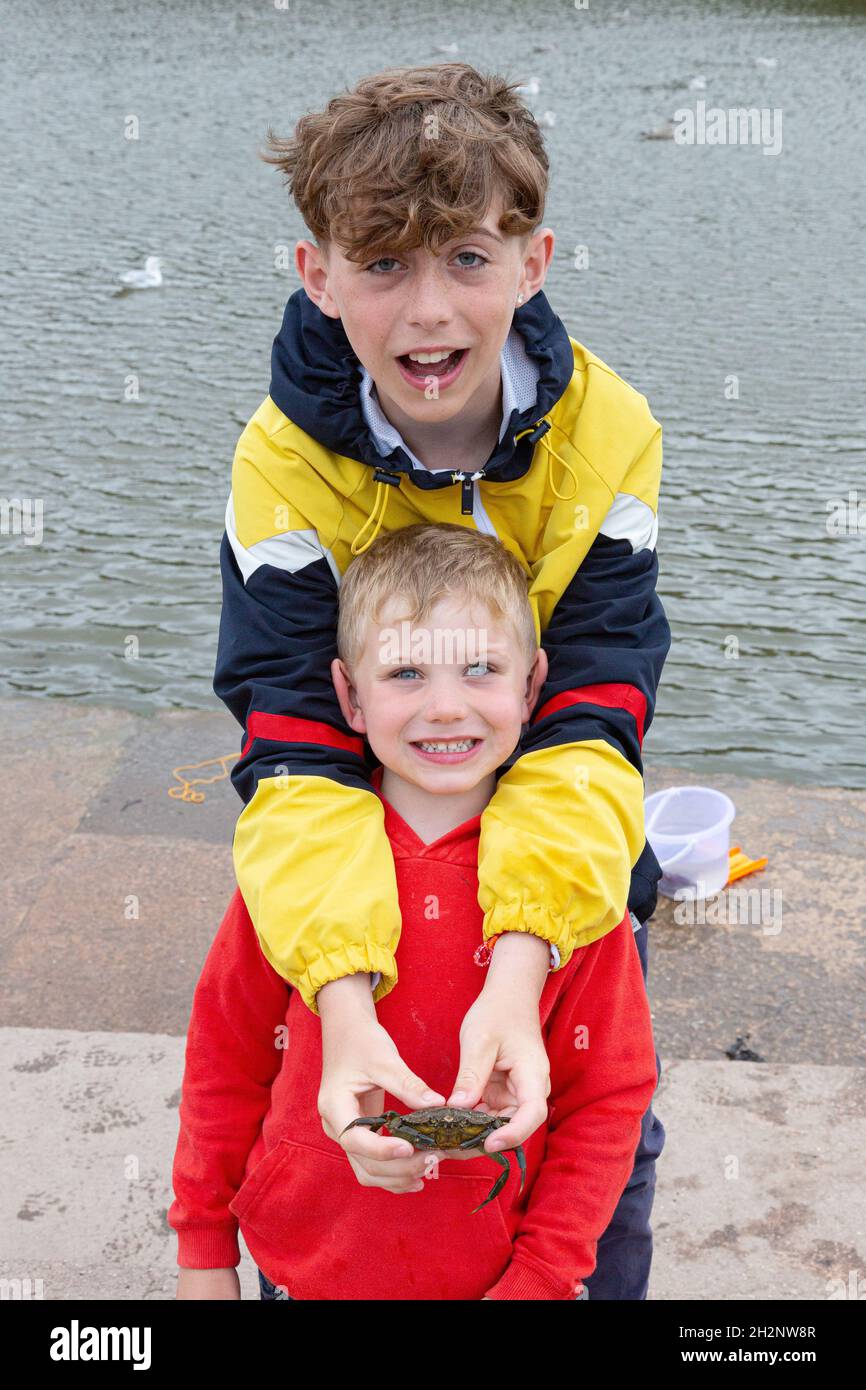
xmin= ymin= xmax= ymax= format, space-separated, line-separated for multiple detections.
xmin=233 ymin=1137 xmax=516 ymax=1301
xmin=229 ymin=1140 xmax=293 ymax=1224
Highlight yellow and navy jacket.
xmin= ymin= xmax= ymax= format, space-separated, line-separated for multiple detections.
xmin=214 ymin=288 xmax=671 ymax=1012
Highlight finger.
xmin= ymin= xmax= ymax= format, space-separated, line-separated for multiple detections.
xmin=339 ymin=1122 xmax=416 ymax=1161
xmin=381 ymin=1064 xmax=446 ymax=1114
xmin=483 ymin=1095 xmax=549 ymax=1150
xmin=319 ymin=1086 xmax=388 ymax=1149
xmin=480 ymin=1078 xmax=516 ymax=1112
xmin=349 ymin=1152 xmax=430 ymax=1181
xmin=448 ymin=1044 xmax=498 ymax=1109
xmin=346 ymin=1161 xmax=426 ymax=1195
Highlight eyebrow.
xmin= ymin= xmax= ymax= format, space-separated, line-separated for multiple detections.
xmin=457 ymin=227 xmax=505 ymax=245
xmin=378 ymin=645 xmax=514 ymax=665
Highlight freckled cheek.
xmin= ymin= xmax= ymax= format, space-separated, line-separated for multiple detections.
xmin=342 ymin=303 xmax=393 ymax=365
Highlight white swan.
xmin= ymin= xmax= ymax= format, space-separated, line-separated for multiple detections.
xmin=516 ymin=78 xmax=540 ymax=96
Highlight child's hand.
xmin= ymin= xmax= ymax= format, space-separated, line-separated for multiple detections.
xmin=176 ymin=1267 xmax=240 ymax=1300
xmin=317 ymin=972 xmax=446 ymax=1191
xmin=448 ymin=933 xmax=551 ymax=1154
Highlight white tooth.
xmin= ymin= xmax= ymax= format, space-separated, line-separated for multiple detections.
xmin=419 ymin=738 xmax=475 ymax=751
xmin=408 ymin=350 xmax=452 ymax=364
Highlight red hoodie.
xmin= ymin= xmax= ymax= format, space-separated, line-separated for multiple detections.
xmin=168 ymin=777 xmax=658 ymax=1300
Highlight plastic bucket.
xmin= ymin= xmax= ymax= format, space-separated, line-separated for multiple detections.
xmin=644 ymin=786 xmax=735 ymax=899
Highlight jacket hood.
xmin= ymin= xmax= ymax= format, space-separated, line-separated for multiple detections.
xmin=269 ymin=287 xmax=575 ymax=492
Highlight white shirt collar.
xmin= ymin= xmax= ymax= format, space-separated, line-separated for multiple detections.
xmin=358 ymin=326 xmax=540 ymax=471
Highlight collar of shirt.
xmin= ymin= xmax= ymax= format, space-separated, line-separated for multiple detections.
xmin=358 ymin=327 xmax=541 ymax=471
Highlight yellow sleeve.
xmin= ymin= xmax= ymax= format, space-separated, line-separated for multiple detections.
xmin=477 ymin=742 xmax=646 ymax=967
xmin=233 ymin=778 xmax=402 ymax=1015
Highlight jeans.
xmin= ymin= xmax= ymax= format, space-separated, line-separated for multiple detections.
xmin=258 ymin=1269 xmax=292 ymax=1300
xmin=257 ymin=917 xmax=664 ymax=1302
xmin=581 ymin=916 xmax=665 ymax=1301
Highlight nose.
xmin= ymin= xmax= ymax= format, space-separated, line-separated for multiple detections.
xmin=405 ymin=262 xmax=452 ymax=334
xmin=420 ymin=673 xmax=471 ymax=724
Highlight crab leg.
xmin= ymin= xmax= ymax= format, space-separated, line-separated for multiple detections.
xmin=399 ymin=1126 xmax=439 ymax=1149
xmin=514 ymin=1144 xmax=526 ymax=1196
xmin=471 ymin=1153 xmax=511 ymax=1213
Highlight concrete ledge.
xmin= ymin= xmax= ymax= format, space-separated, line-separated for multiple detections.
xmin=1 ymin=1027 xmax=863 ymax=1301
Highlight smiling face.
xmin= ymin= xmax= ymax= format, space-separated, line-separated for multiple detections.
xmin=331 ymin=592 xmax=548 ymax=799
xmin=296 ymin=195 xmax=553 ymax=431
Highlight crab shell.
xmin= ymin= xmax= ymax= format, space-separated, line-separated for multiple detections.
xmin=340 ymin=1105 xmax=526 ymax=1213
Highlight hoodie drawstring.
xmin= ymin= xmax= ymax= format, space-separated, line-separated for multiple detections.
xmin=349 ymin=418 xmax=579 ymax=554
xmin=513 ymin=418 xmax=580 ymax=501
xmin=350 ymin=468 xmax=402 ymax=556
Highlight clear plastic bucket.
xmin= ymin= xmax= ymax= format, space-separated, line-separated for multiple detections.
xmin=644 ymin=786 xmax=735 ymax=899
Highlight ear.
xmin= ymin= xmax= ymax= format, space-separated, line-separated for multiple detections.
xmin=295 ymin=239 xmax=341 ymax=319
xmin=522 ymin=646 xmax=549 ymax=722
xmin=330 ymin=657 xmax=368 ymax=734
xmin=517 ymin=226 xmax=555 ymax=303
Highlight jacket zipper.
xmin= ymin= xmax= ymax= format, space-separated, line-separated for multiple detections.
xmin=452 ymin=420 xmax=551 ymax=515
xmin=452 ymin=470 xmax=485 ymax=515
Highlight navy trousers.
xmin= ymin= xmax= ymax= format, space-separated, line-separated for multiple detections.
xmin=259 ymin=917 xmax=664 ymax=1302
xmin=581 ymin=917 xmax=665 ymax=1301
xmin=259 ymin=1270 xmax=291 ymax=1300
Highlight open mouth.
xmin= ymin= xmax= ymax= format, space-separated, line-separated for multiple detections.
xmin=410 ymin=736 xmax=482 ymax=764
xmin=396 ymin=348 xmax=468 ymax=391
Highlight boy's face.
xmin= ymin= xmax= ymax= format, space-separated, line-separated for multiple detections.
xmin=331 ymin=594 xmax=548 ymax=798
xmin=296 ymin=195 xmax=554 ymax=428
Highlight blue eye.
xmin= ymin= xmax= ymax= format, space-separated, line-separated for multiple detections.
xmin=392 ymin=668 xmax=421 ymax=679
xmin=454 ymin=251 xmax=488 ymax=269
xmin=466 ymin=661 xmax=492 ymax=676
xmin=367 ymin=257 xmax=402 ymax=274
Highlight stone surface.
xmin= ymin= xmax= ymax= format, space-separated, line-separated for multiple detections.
xmin=1 ymin=698 xmax=864 ymax=1300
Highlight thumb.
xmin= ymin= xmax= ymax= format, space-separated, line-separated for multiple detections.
xmin=447 ymin=1041 xmax=498 ymax=1109
xmin=379 ymin=1060 xmax=445 ymax=1113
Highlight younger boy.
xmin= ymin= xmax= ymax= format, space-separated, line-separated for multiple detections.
xmin=171 ymin=524 xmax=658 ymax=1299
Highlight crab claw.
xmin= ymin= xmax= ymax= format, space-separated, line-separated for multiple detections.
xmin=339 ymin=1111 xmax=400 ymax=1138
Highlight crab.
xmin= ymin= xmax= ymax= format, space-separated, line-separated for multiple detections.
xmin=340 ymin=1105 xmax=526 ymax=1213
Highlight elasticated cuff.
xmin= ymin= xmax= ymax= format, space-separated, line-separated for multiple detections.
xmin=176 ymin=1223 xmax=241 ymax=1270
xmin=485 ymin=1258 xmax=580 ymax=1300
xmin=298 ymin=941 xmax=398 ymax=1015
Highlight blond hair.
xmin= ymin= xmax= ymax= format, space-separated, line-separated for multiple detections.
xmin=337 ymin=523 xmax=537 ymax=670
xmin=261 ymin=63 xmax=548 ymax=262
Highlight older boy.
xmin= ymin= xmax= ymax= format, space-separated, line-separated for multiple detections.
xmin=213 ymin=64 xmax=670 ymax=1296
xmin=173 ymin=525 xmax=658 ymax=1300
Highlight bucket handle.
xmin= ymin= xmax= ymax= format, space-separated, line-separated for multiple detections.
xmin=644 ymin=788 xmax=676 ymax=836
xmin=656 ymin=837 xmax=697 ymax=873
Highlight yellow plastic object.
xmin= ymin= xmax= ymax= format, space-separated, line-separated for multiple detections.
xmin=725 ymin=845 xmax=768 ymax=885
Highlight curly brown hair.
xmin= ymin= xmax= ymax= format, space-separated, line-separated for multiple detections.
xmin=261 ymin=64 xmax=549 ymax=262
